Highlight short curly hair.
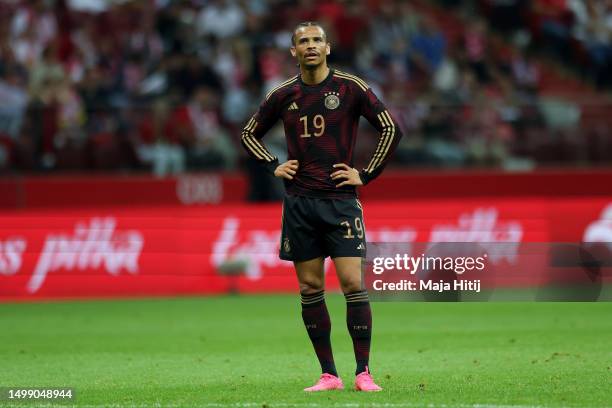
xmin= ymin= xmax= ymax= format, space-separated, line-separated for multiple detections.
xmin=291 ymin=22 xmax=327 ymax=46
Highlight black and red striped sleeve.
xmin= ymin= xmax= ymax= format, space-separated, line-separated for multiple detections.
xmin=357 ymin=87 xmax=403 ymax=185
xmin=240 ymin=92 xmax=281 ymax=174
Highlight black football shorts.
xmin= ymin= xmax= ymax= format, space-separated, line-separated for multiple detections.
xmin=279 ymin=194 xmax=366 ymax=262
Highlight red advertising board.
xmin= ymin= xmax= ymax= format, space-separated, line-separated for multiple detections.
xmin=1 ymin=170 xmax=611 ymax=209
xmin=2 ymin=198 xmax=611 ymax=301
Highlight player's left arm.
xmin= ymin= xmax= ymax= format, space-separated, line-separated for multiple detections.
xmin=356 ymin=86 xmax=403 ymax=185
xmin=331 ymin=162 xmax=362 ymax=187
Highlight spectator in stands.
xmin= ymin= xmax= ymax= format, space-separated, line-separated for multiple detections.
xmin=136 ymin=99 xmax=184 ymax=177
xmin=0 ymin=0 xmax=608 ymax=174
xmin=578 ymin=0 xmax=612 ymax=87
xmin=327 ymin=0 xmax=369 ymax=65
xmin=533 ymin=0 xmax=575 ymax=59
xmin=510 ymin=47 xmax=541 ymax=95
xmin=421 ymin=93 xmax=465 ymax=167
xmin=463 ymin=18 xmax=491 ymax=83
xmin=0 ymin=66 xmax=28 ymax=142
xmin=196 ymin=0 xmax=246 ymax=40
xmin=409 ymin=17 xmax=447 ymax=81
xmin=369 ymin=1 xmax=420 ymax=64
xmin=10 ymin=0 xmax=57 ymax=68
xmin=28 ymin=46 xmax=64 ymax=97
xmin=42 ymin=76 xmax=89 ymax=170
xmin=173 ymin=85 xmax=237 ymax=171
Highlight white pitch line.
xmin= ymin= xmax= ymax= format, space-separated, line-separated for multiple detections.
xmin=0 ymin=403 xmax=603 ymax=408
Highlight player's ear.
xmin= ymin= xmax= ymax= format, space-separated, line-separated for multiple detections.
xmin=325 ymin=43 xmax=330 ymax=55
xmin=290 ymin=46 xmax=297 ymax=57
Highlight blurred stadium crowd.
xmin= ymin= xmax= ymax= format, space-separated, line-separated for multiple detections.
xmin=0 ymin=0 xmax=610 ymax=175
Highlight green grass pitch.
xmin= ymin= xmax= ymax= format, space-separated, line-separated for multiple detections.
xmin=1 ymin=295 xmax=611 ymax=408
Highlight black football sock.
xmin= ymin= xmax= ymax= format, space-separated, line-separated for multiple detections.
xmin=345 ymin=290 xmax=372 ymax=375
xmin=301 ymin=290 xmax=338 ymax=377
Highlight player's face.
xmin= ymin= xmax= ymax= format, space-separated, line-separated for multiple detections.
xmin=290 ymin=26 xmax=330 ymax=69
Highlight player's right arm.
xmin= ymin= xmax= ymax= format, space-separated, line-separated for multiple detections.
xmin=240 ymin=92 xmax=284 ymax=175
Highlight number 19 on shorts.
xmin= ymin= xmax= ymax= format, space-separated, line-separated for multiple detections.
xmin=341 ymin=217 xmax=364 ymax=239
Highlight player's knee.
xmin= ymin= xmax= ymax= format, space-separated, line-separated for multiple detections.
xmin=340 ymin=278 xmax=363 ymax=294
xmin=299 ymin=279 xmax=324 ymax=294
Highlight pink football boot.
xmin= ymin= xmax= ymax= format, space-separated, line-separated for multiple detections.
xmin=304 ymin=373 xmax=344 ymax=392
xmin=354 ymin=367 xmax=382 ymax=392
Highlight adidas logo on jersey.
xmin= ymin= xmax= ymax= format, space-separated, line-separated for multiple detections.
xmin=288 ymin=102 xmax=299 ymax=111
xmin=357 ymin=243 xmax=364 ymax=250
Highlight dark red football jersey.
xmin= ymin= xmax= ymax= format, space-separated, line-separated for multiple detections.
xmin=241 ymin=69 xmax=402 ymax=198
